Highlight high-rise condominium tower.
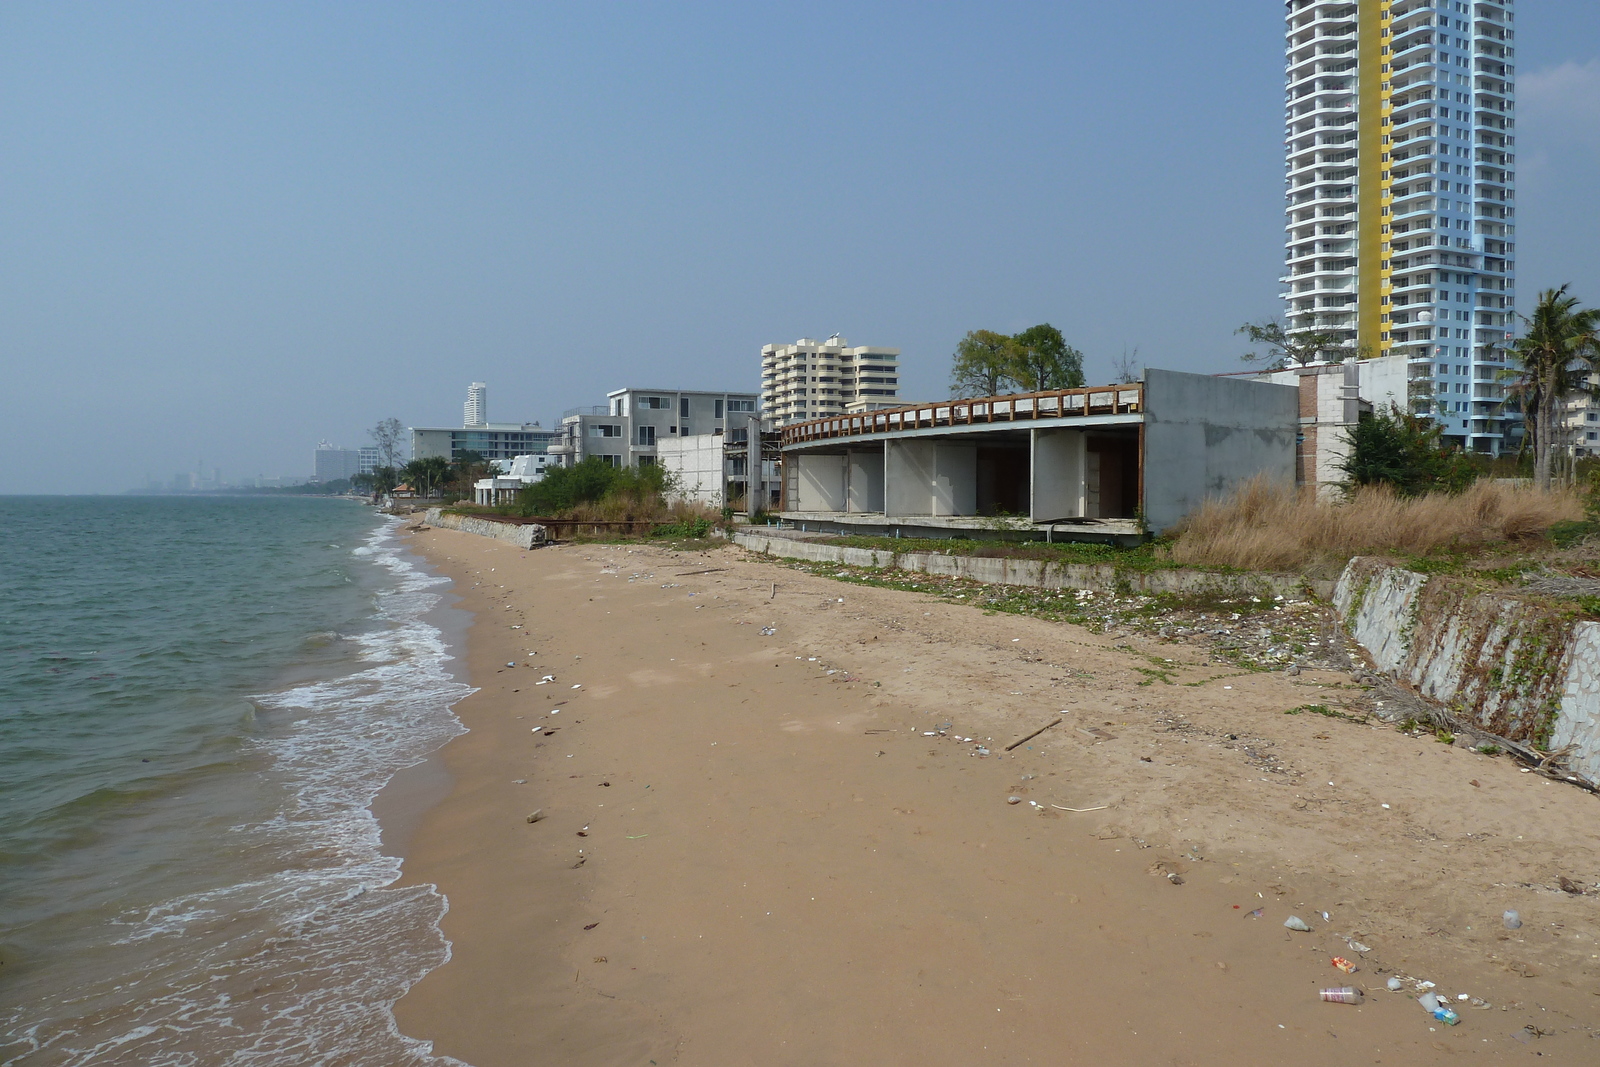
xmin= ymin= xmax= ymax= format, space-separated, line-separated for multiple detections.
xmin=760 ymin=335 xmax=901 ymax=427
xmin=1283 ymin=0 xmax=1517 ymax=452
xmin=464 ymin=382 xmax=487 ymax=428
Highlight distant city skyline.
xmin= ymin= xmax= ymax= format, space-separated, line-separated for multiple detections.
xmin=3 ymin=2 xmax=1598 ymax=493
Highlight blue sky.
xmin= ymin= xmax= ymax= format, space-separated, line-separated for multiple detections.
xmin=2 ymin=1 xmax=1597 ymax=492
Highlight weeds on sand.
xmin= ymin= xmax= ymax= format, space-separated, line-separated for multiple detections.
xmin=777 ymin=558 xmax=1344 ymax=674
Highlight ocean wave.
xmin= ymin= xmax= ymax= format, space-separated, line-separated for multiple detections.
xmin=2 ymin=518 xmax=476 ymax=1067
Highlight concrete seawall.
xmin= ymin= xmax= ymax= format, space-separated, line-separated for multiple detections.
xmin=424 ymin=509 xmax=547 ymax=550
xmin=731 ymin=530 xmax=1324 ymax=601
xmin=1333 ymin=557 xmax=1600 ymax=783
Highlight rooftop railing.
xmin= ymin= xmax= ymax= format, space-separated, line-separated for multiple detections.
xmin=780 ymin=384 xmax=1144 ymax=447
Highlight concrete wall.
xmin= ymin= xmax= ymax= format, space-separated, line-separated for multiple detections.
xmin=658 ymin=434 xmax=725 ymax=507
xmin=847 ymin=449 xmax=885 ymax=513
xmin=884 ymin=440 xmax=976 ymax=517
xmin=1333 ymin=557 xmax=1600 ymax=784
xmin=1030 ymin=428 xmax=1086 ymax=522
xmin=796 ymin=454 xmax=847 ymax=512
xmin=884 ymin=440 xmax=934 ymax=517
xmin=733 ymin=530 xmax=1318 ymax=599
xmin=424 ymin=508 xmax=547 ymax=549
xmin=1142 ymin=369 xmax=1299 ymax=533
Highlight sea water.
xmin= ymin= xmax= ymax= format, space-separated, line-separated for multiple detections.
xmin=0 ymin=497 xmax=472 ymax=1065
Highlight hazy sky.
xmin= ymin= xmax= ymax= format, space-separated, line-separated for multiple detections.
xmin=3 ymin=2 xmax=1598 ymax=493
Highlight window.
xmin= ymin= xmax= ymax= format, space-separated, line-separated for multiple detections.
xmin=589 ymin=424 xmax=621 ymax=437
xmin=714 ymin=399 xmax=724 ymax=419
xmin=638 ymin=455 xmax=657 ymax=467
xmin=638 ymin=425 xmax=656 ymax=446
xmin=727 ymin=428 xmax=748 ymax=444
xmin=599 ymin=454 xmax=621 ymax=468
xmin=680 ymin=397 xmax=689 ymax=418
xmin=727 ymin=399 xmax=756 ymax=412
xmin=639 ymin=396 xmax=670 ymax=410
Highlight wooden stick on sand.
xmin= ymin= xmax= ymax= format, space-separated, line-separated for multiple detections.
xmin=1004 ymin=718 xmax=1062 ymax=752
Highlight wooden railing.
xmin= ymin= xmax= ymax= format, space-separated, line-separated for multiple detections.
xmin=780 ymin=383 xmax=1144 ymax=446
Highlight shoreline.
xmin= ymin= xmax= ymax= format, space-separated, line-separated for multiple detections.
xmin=390 ymin=528 xmax=1600 ymax=1065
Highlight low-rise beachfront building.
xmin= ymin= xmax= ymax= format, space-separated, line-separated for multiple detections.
xmin=472 ymin=453 xmax=555 ymax=506
xmin=775 ymin=369 xmax=1307 ymax=542
xmin=548 ymin=387 xmax=760 ymax=470
xmin=657 ymin=421 xmax=781 ymax=512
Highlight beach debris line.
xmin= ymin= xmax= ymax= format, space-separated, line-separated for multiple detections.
xmin=1005 ymin=717 xmax=1062 ymax=752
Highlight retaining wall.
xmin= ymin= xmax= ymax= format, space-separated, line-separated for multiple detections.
xmin=732 ymin=531 xmax=1322 ymax=600
xmin=1333 ymin=557 xmax=1600 ymax=782
xmin=424 ymin=508 xmax=547 ymax=550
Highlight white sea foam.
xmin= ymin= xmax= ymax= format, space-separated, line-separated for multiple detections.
xmin=11 ymin=519 xmax=477 ymax=1066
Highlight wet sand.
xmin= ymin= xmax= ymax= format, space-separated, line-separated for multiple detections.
xmin=391 ymin=530 xmax=1600 ymax=1065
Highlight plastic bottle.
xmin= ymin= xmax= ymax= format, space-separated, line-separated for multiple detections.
xmin=1433 ymin=1007 xmax=1461 ymax=1025
xmin=1319 ymin=987 xmax=1363 ymax=1004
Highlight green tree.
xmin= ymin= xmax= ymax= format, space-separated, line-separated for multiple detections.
xmin=368 ymin=466 xmax=399 ymax=498
xmin=950 ymin=330 xmax=1020 ymax=397
xmin=1009 ymin=323 xmax=1085 ymax=391
xmin=1499 ymin=285 xmax=1600 ymax=491
xmin=1237 ymin=319 xmax=1357 ymax=369
xmin=1340 ymin=404 xmax=1478 ymax=497
xmin=445 ymin=450 xmax=492 ymax=501
xmin=517 ymin=458 xmax=620 ymax=514
xmin=400 ymin=456 xmax=451 ymax=497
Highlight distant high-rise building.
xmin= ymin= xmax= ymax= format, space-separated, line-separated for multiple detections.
xmin=357 ymin=447 xmax=381 ymax=474
xmin=313 ymin=441 xmax=362 ymax=483
xmin=1282 ymin=0 xmax=1517 ymax=452
xmin=464 ymin=382 xmax=488 ymax=427
xmin=760 ymin=335 xmax=901 ymax=428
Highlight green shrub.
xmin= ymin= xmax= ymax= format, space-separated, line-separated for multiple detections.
xmin=1340 ymin=405 xmax=1479 ymax=497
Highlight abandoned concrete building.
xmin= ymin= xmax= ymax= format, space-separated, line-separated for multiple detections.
xmin=776 ymin=369 xmax=1305 ymax=540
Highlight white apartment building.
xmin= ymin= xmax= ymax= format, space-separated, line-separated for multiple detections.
xmin=464 ymin=382 xmax=488 ymax=427
xmin=760 ymin=335 xmax=901 ymax=428
xmin=548 ymin=387 xmax=760 ymax=469
xmin=1282 ymin=0 xmax=1518 ymax=454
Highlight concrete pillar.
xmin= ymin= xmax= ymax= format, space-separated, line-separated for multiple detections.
xmin=796 ymin=454 xmax=847 ymax=511
xmin=1030 ymin=428 xmax=1086 ymax=521
xmin=846 ymin=449 xmax=885 ymax=513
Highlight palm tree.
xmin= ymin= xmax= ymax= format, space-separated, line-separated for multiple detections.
xmin=1499 ymin=286 xmax=1600 ymax=490
xmin=400 ymin=457 xmax=452 ymax=497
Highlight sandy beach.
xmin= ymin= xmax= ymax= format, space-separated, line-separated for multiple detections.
xmin=390 ymin=528 xmax=1600 ymax=1065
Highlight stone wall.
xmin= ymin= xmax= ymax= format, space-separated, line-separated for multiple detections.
xmin=423 ymin=508 xmax=547 ymax=550
xmin=732 ymin=531 xmax=1321 ymax=601
xmin=1333 ymin=557 xmax=1600 ymax=782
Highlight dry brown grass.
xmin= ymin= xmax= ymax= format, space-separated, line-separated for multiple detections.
xmin=1168 ymin=477 xmax=1582 ymax=573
